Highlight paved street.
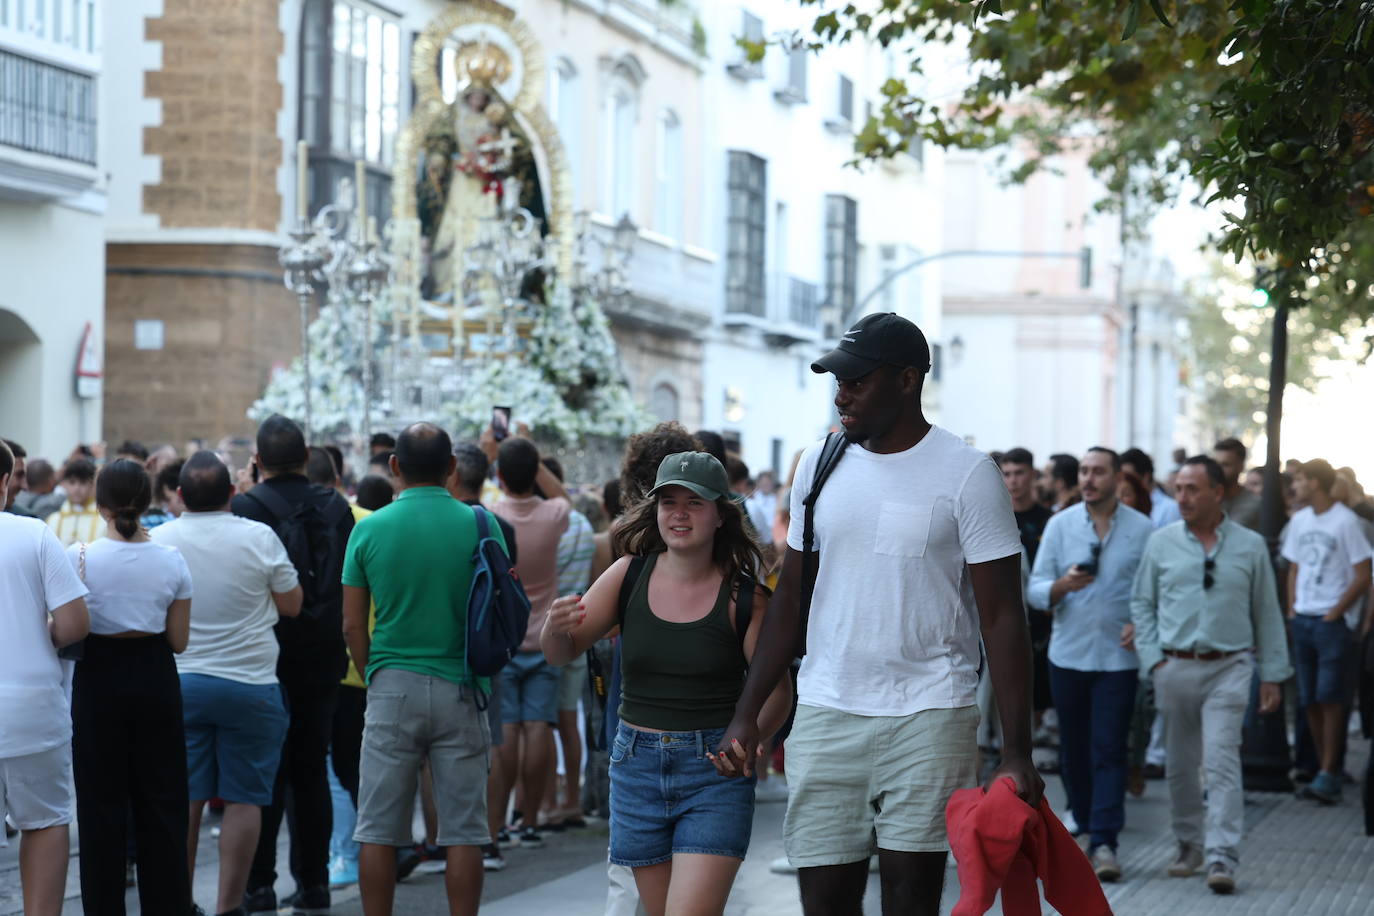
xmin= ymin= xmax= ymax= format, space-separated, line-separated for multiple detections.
xmin=5 ymin=739 xmax=1371 ymax=915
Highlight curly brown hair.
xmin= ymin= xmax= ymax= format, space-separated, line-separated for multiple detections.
xmin=618 ymin=421 xmax=703 ymax=508
xmin=613 ymin=489 xmax=766 ymax=587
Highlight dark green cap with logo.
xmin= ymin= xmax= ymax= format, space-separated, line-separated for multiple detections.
xmin=648 ymin=451 xmax=730 ymax=502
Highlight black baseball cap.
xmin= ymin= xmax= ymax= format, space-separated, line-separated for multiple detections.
xmin=810 ymin=313 xmax=932 ymax=380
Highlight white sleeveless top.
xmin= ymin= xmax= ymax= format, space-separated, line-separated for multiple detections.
xmin=65 ymin=539 xmax=192 ymax=635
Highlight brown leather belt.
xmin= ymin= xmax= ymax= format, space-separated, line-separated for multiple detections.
xmin=1162 ymin=648 xmax=1247 ymax=661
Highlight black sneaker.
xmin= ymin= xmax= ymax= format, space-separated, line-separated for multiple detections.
xmin=395 ymin=845 xmax=423 ymax=881
xmin=216 ymin=909 xmax=248 ymax=916
xmin=496 ymin=828 xmax=518 ymax=849
xmin=282 ymin=886 xmax=329 ymax=915
xmin=518 ymin=826 xmax=543 ymax=848
xmin=482 ymin=844 xmax=506 ymax=872
xmin=242 ymin=887 xmax=277 ymax=915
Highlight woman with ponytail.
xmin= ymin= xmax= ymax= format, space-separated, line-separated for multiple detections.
xmin=67 ymin=458 xmax=194 ymax=914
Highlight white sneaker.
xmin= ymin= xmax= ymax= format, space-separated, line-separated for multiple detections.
xmin=1167 ymin=842 xmax=1203 ymax=877
xmin=1091 ymin=846 xmax=1122 ymax=882
xmin=769 ymin=856 xmax=798 ymax=875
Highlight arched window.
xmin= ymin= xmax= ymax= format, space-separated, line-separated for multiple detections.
xmin=549 ymin=58 xmax=581 ymax=205
xmin=654 ymin=109 xmax=683 ymax=240
xmin=601 ymin=60 xmax=642 ymax=219
xmin=650 ymin=381 xmax=680 ymax=422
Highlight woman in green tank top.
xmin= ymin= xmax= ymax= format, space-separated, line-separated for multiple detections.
xmin=541 ymin=452 xmax=793 ymax=915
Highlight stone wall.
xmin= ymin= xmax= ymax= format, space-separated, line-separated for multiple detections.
xmin=609 ymin=322 xmax=703 ymax=432
xmin=142 ymin=0 xmax=284 ymax=231
xmin=103 ymin=243 xmax=300 ymax=447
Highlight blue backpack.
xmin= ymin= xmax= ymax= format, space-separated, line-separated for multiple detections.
xmin=466 ymin=506 xmax=531 ymax=708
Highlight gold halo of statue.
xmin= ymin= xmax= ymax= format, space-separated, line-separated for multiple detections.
xmin=389 ymin=0 xmax=574 ymax=354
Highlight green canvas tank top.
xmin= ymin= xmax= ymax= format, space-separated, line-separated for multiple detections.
xmin=618 ymin=552 xmax=747 ymax=731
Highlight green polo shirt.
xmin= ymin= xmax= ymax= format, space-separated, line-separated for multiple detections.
xmin=341 ymin=486 xmax=507 ymax=686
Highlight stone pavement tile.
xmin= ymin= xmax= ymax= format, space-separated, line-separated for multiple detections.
xmin=9 ymin=741 xmax=1372 ymax=915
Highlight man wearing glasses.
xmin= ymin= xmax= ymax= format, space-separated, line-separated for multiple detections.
xmin=1028 ymin=447 xmax=1152 ymax=881
xmin=1130 ymin=455 xmax=1291 ymax=895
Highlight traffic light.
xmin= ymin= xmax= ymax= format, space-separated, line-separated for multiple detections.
xmin=1252 ymin=267 xmax=1272 ymax=307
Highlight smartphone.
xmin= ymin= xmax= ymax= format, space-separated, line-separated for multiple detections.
xmin=491 ymin=406 xmax=512 ymax=442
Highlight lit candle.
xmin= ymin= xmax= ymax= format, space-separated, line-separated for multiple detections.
xmin=356 ymin=160 xmax=367 ymax=232
xmin=296 ymin=139 xmax=309 ymax=221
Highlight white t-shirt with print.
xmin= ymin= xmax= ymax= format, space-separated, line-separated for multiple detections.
xmin=1281 ymin=502 xmax=1374 ymax=626
xmin=0 ymin=515 xmax=88 ymax=757
xmin=152 ymin=512 xmax=298 ymax=685
xmin=787 ymin=426 xmax=1023 ymax=717
xmin=66 ymin=539 xmax=193 ymax=635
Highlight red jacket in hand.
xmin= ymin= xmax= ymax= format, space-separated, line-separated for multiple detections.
xmin=945 ymin=777 xmax=1112 ymax=916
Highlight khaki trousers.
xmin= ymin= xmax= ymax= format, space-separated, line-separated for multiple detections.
xmin=1153 ymin=652 xmax=1252 ymax=868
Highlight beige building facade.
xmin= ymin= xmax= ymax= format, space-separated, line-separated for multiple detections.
xmin=101 ymin=0 xmax=711 ymax=447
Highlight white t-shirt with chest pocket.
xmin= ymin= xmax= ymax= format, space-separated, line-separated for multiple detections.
xmin=787 ymin=426 xmax=1023 ymax=717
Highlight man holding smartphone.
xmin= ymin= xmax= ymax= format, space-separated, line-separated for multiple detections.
xmin=1027 ymin=447 xmax=1152 ymax=881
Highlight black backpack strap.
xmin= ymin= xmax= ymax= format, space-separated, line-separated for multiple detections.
xmin=245 ymin=483 xmax=293 ymax=525
xmin=617 ymin=555 xmax=648 ymax=631
xmin=798 ymin=433 xmax=847 ymax=655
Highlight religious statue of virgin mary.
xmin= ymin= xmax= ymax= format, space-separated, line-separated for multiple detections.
xmin=417 ymin=42 xmax=546 ymax=302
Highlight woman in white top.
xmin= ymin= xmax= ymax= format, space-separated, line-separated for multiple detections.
xmin=68 ymin=458 xmax=194 ymax=916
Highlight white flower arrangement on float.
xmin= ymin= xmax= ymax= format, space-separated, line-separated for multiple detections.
xmin=250 ymin=282 xmax=647 ymax=444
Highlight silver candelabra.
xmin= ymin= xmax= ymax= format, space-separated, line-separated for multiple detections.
xmin=278 ymin=174 xmax=392 ymax=445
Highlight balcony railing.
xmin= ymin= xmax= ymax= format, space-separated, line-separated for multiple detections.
xmin=0 ymin=48 xmax=97 ymax=165
xmin=788 ymin=276 xmax=820 ymax=328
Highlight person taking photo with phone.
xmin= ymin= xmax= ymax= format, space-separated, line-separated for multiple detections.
xmin=541 ymin=452 xmax=792 ymax=916
xmin=1028 ymin=447 xmax=1152 ymax=881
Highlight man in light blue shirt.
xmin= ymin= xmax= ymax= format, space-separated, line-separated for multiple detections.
xmin=1130 ymin=456 xmax=1290 ymax=895
xmin=1028 ymin=447 xmax=1152 ymax=881
xmin=1122 ymin=447 xmax=1181 ymax=529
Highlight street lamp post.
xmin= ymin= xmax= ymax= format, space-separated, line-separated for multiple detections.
xmin=279 ymin=222 xmax=326 ymax=441
xmin=346 ymin=229 xmax=391 ymax=448
xmin=572 ymin=211 xmax=638 ymax=306
xmin=830 ymin=247 xmax=1094 ymax=332
xmin=1241 ymin=283 xmax=1294 ymax=792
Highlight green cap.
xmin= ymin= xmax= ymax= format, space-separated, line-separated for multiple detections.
xmin=648 ymin=451 xmax=730 ymax=502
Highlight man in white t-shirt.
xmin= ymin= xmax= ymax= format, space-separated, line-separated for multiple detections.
xmin=0 ymin=438 xmax=91 ymax=916
xmin=1281 ymin=458 xmax=1373 ymax=805
xmin=716 ymin=314 xmax=1042 ymax=915
xmin=151 ymin=451 xmax=303 ymax=916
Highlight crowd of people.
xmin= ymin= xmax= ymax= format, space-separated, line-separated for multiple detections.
xmin=998 ymin=438 xmax=1374 ymax=894
xmin=2 ymin=312 xmax=1373 ymax=916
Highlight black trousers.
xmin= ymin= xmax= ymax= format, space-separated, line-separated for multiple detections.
xmin=249 ymin=659 xmax=340 ymax=892
xmin=73 ymin=635 xmax=190 ymax=916
xmin=330 ymin=684 xmax=367 ymax=807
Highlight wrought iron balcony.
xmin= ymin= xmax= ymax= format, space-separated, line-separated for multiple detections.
xmin=0 ymin=47 xmax=97 ymax=166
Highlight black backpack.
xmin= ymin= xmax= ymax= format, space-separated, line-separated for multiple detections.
xmin=797 ymin=432 xmax=848 ymax=657
xmin=245 ymin=484 xmax=350 ymax=621
xmin=466 ymin=506 xmax=531 ymax=708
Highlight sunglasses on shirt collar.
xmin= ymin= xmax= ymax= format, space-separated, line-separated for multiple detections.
xmin=1204 ymin=556 xmax=1216 ymax=591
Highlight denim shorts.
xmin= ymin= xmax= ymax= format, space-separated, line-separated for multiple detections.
xmin=1291 ymin=615 xmax=1356 ymax=706
xmin=499 ymin=651 xmax=560 ymax=725
xmin=608 ymin=723 xmax=756 ymax=867
xmin=181 ymin=674 xmax=288 ymax=806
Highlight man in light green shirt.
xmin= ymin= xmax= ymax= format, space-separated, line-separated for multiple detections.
xmin=1130 ymin=456 xmax=1291 ymax=895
